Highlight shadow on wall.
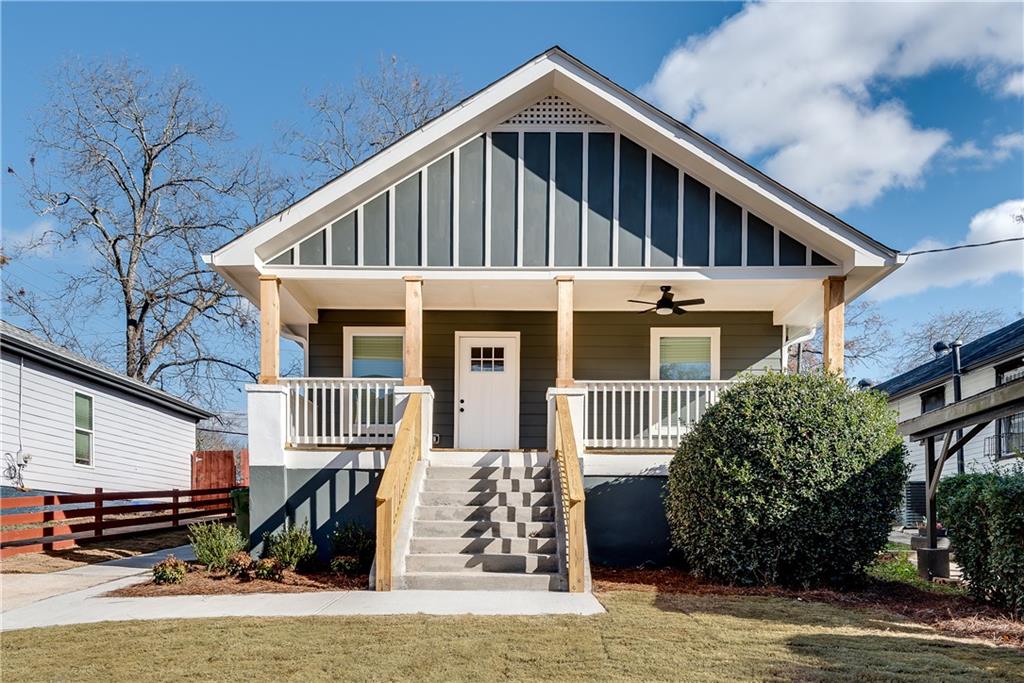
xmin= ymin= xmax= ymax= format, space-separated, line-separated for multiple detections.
xmin=249 ymin=467 xmax=381 ymax=560
xmin=584 ymin=475 xmax=673 ymax=567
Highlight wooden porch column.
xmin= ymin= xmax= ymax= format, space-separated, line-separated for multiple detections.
xmin=403 ymin=276 xmax=424 ymax=386
xmin=258 ymin=275 xmax=281 ymax=384
xmin=556 ymin=276 xmax=574 ymax=387
xmin=822 ymin=276 xmax=846 ymax=375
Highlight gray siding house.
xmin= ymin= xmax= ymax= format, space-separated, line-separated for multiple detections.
xmin=206 ymin=48 xmax=903 ymax=590
xmin=1 ymin=321 xmax=213 ymax=495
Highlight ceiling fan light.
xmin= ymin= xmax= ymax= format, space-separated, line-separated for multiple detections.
xmin=655 ymin=307 xmax=672 ymax=316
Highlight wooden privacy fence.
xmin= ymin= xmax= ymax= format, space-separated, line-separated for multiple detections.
xmin=192 ymin=449 xmax=249 ymax=491
xmin=0 ymin=486 xmax=238 ymax=559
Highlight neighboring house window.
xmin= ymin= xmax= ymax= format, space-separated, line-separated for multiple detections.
xmin=650 ymin=328 xmax=721 ymax=380
xmin=920 ymin=386 xmax=945 ymax=414
xmin=343 ymin=327 xmax=404 ymax=378
xmin=994 ymin=357 xmax=1024 ymax=460
xmin=74 ymin=392 xmax=93 ymax=466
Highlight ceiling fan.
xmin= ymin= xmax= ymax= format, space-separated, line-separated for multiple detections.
xmin=629 ymin=286 xmax=705 ymax=316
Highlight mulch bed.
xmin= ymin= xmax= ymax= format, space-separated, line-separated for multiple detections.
xmin=108 ymin=568 xmax=367 ymax=597
xmin=592 ymin=566 xmax=1024 ymax=649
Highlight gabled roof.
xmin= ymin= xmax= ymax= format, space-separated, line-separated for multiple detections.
xmin=0 ymin=320 xmax=214 ymax=421
xmin=209 ymin=46 xmax=901 ymax=269
xmin=876 ymin=318 xmax=1024 ymax=399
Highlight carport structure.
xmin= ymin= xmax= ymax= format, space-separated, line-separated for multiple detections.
xmin=898 ymin=379 xmax=1024 ymax=578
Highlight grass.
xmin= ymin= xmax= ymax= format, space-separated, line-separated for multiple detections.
xmin=866 ymin=553 xmax=963 ymax=596
xmin=2 ymin=590 xmax=1021 ymax=682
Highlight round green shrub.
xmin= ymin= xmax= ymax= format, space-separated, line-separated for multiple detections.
xmin=665 ymin=372 xmax=908 ymax=587
xmin=152 ymin=555 xmax=188 ymax=584
xmin=262 ymin=522 xmax=316 ymax=570
xmin=188 ymin=521 xmax=246 ymax=572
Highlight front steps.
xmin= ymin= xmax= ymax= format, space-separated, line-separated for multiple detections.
xmin=400 ymin=453 xmax=565 ymax=591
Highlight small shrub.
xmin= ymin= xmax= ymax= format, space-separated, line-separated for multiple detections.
xmin=189 ymin=521 xmax=246 ymax=571
xmin=253 ymin=557 xmax=284 ymax=581
xmin=263 ymin=522 xmax=317 ymax=570
xmin=938 ymin=467 xmax=1024 ymax=617
xmin=153 ymin=555 xmax=188 ymax=585
xmin=225 ymin=551 xmax=254 ymax=579
xmin=665 ymin=372 xmax=909 ymax=587
xmin=331 ymin=521 xmax=375 ymax=572
xmin=330 ymin=555 xmax=362 ymax=575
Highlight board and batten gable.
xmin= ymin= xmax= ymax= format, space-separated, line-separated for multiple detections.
xmin=307 ymin=309 xmax=781 ymax=449
xmin=0 ymin=349 xmax=199 ymax=494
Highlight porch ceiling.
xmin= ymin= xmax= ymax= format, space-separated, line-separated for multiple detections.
xmin=273 ymin=272 xmax=833 ymax=327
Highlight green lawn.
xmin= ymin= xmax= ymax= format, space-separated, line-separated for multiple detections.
xmin=3 ymin=591 xmax=1020 ymax=682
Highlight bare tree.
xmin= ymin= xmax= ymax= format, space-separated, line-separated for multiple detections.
xmin=890 ymin=307 xmax=1008 ymax=373
xmin=281 ymin=55 xmax=458 ymax=186
xmin=790 ymin=299 xmax=893 ymax=373
xmin=5 ymin=58 xmax=289 ymax=406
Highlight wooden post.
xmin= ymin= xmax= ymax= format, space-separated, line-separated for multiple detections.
xmin=403 ymin=276 xmax=424 ymax=386
xmin=822 ymin=276 xmax=846 ymax=375
xmin=172 ymin=489 xmax=180 ymax=527
xmin=259 ymin=275 xmax=281 ymax=384
xmin=924 ymin=435 xmax=938 ymax=550
xmin=556 ymin=276 xmax=574 ymax=388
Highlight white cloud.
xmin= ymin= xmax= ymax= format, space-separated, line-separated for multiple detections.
xmin=945 ymin=131 xmax=1024 ymax=168
xmin=1 ymin=218 xmax=61 ymax=258
xmin=869 ymin=199 xmax=1024 ymax=300
xmin=1003 ymin=70 xmax=1024 ymax=96
xmin=642 ymin=3 xmax=1023 ymax=211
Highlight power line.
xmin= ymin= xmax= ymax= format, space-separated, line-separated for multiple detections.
xmin=197 ymin=427 xmax=248 ymax=436
xmin=902 ymin=236 xmax=1024 ymax=257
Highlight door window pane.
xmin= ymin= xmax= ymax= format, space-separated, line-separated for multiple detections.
xmin=351 ymin=336 xmax=403 ymax=378
xmin=659 ymin=337 xmax=712 ymax=380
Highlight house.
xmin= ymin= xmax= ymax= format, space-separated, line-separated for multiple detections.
xmin=875 ymin=318 xmax=1024 ymax=526
xmin=205 ymin=47 xmax=903 ymax=591
xmin=0 ymin=320 xmax=214 ymax=495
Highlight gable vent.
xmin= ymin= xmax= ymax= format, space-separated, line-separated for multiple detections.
xmin=503 ymin=95 xmax=602 ymax=126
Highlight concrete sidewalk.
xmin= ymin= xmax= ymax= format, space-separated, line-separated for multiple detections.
xmin=1 ymin=545 xmax=604 ymax=631
xmin=2 ymin=545 xmax=195 ymax=612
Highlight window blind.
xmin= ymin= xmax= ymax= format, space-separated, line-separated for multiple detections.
xmin=659 ymin=337 xmax=712 ymax=380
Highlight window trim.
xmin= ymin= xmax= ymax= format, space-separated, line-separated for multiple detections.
xmin=994 ymin=356 xmax=1024 ymax=460
xmin=73 ymin=390 xmax=94 ymax=468
xmin=919 ymin=385 xmax=946 ymax=416
xmin=649 ymin=327 xmax=721 ymax=381
xmin=342 ymin=326 xmax=405 ymax=378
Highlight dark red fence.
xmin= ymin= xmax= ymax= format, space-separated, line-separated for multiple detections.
xmin=0 ymin=486 xmax=239 ymax=559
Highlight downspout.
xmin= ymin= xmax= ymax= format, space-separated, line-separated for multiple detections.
xmin=781 ymin=325 xmax=817 ymax=374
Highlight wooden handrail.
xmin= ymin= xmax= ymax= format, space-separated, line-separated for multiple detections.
xmin=374 ymin=392 xmax=423 ymax=591
xmin=554 ymin=394 xmax=586 ymax=592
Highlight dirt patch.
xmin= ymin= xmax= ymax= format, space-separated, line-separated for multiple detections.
xmin=107 ymin=568 xmax=367 ymax=596
xmin=1 ymin=528 xmax=192 ymax=574
xmin=592 ymin=566 xmax=1024 ymax=649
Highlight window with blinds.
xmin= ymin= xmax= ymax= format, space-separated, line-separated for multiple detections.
xmin=658 ymin=336 xmax=712 ymax=380
xmin=351 ymin=335 xmax=404 ymax=378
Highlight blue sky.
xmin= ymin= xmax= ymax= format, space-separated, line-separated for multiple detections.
xmin=2 ymin=2 xmax=1022 ymax=411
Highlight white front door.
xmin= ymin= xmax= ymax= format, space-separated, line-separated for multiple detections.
xmin=455 ymin=333 xmax=519 ymax=449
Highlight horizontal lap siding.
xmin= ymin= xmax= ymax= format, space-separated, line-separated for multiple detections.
xmin=0 ymin=351 xmax=196 ymax=494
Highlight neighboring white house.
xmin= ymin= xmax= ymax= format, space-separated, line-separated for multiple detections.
xmin=876 ymin=318 xmax=1024 ymax=524
xmin=1 ymin=320 xmax=214 ymax=494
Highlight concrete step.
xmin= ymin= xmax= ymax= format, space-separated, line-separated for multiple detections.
xmin=422 ymin=477 xmax=552 ymax=493
xmin=409 ymin=536 xmax=558 ymax=555
xmin=419 ymin=491 xmax=554 ymax=507
xmin=405 ymin=552 xmax=559 ymax=574
xmin=402 ymin=571 xmax=562 ymax=591
xmin=415 ymin=505 xmax=555 ymax=523
xmin=426 ymin=451 xmax=551 ymax=467
xmin=411 ymin=520 xmax=556 ymax=538
xmin=426 ymin=466 xmax=551 ymax=481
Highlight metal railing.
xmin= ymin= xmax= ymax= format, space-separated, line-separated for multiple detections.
xmin=984 ymin=431 xmax=1024 ymax=460
xmin=579 ymin=380 xmax=736 ymax=449
xmin=281 ymin=378 xmax=401 ymax=446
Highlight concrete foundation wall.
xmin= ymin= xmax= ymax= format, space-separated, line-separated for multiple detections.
xmin=583 ymin=475 xmax=672 ymax=567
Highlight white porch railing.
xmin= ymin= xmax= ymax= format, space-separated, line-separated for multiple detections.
xmin=281 ymin=378 xmax=401 ymax=446
xmin=579 ymin=380 xmax=736 ymax=449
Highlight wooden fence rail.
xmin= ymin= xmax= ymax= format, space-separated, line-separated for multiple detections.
xmin=0 ymin=486 xmax=240 ymax=559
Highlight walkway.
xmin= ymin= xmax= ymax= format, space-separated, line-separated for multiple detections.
xmin=1 ymin=546 xmax=604 ymax=631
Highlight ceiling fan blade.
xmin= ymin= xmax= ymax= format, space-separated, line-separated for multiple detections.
xmin=674 ymin=298 xmax=705 ymax=307
xmin=627 ymin=299 xmax=657 ymax=305
xmin=637 ymin=307 xmax=656 ymax=314
xmin=672 ymin=307 xmax=687 ymax=315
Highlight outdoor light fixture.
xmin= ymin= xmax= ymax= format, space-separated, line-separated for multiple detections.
xmin=932 ymin=337 xmax=965 ymax=473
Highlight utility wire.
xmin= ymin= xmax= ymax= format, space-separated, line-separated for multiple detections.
xmin=197 ymin=427 xmax=248 ymax=436
xmin=902 ymin=236 xmax=1024 ymax=256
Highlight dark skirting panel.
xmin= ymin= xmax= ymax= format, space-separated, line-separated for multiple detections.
xmin=584 ymin=475 xmax=672 ymax=567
